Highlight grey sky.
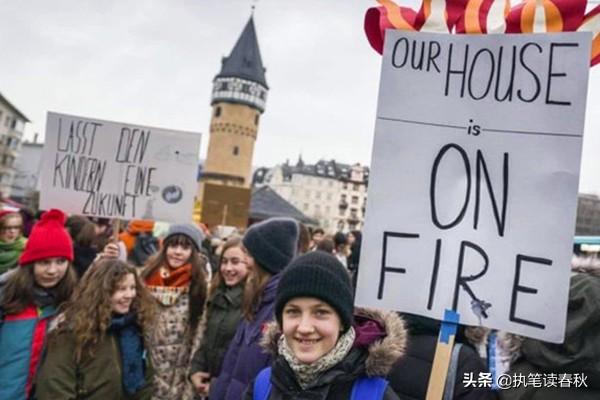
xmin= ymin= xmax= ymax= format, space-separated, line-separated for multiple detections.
xmin=0 ymin=0 xmax=598 ymax=194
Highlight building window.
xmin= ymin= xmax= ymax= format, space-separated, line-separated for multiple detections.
xmin=241 ymin=84 xmax=250 ymax=93
xmin=255 ymin=114 xmax=259 ymax=125
xmin=343 ymin=182 xmax=348 ymax=190
xmin=351 ymin=196 xmax=359 ymax=204
xmin=315 ymin=191 xmax=321 ymax=200
xmin=214 ymin=106 xmax=221 ymax=117
xmin=353 ymin=183 xmax=359 ymax=191
xmin=4 ymin=116 xmax=10 ymax=127
xmin=339 ymin=209 xmax=345 ymax=217
xmin=232 ymin=146 xmax=239 ymax=156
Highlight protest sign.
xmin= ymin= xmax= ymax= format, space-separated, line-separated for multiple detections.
xmin=355 ymin=31 xmax=592 ymax=342
xmin=201 ymin=183 xmax=251 ymax=228
xmin=40 ymin=112 xmax=201 ymax=223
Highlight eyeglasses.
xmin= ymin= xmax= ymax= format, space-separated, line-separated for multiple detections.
xmin=1 ymin=225 xmax=22 ymax=231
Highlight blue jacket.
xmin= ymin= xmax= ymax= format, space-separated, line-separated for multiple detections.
xmin=211 ymin=274 xmax=280 ymax=400
xmin=0 ymin=304 xmax=57 ymax=400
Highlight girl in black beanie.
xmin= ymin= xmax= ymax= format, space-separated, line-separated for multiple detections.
xmin=246 ymin=251 xmax=407 ymax=400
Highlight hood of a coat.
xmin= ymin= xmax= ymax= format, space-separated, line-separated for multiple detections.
xmin=260 ymin=307 xmax=407 ymax=376
xmin=521 ymin=273 xmax=600 ymax=383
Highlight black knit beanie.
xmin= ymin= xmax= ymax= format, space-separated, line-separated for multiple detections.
xmin=275 ymin=251 xmax=354 ymax=332
xmin=242 ymin=217 xmax=299 ymax=275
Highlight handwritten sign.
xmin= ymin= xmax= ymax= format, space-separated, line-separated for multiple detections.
xmin=355 ymin=31 xmax=592 ymax=343
xmin=40 ymin=112 xmax=201 ymax=223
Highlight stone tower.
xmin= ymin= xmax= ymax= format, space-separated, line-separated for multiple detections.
xmin=197 ymin=16 xmax=268 ymax=225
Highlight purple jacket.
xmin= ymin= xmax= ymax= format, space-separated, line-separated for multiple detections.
xmin=210 ymin=274 xmax=280 ymax=400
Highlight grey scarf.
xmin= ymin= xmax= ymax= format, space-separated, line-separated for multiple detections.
xmin=278 ymin=327 xmax=356 ymax=389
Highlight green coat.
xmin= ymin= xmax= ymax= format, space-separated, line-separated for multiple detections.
xmin=190 ymin=284 xmax=244 ymax=378
xmin=35 ymin=330 xmax=153 ymax=400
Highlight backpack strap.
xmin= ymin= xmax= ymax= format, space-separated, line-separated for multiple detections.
xmin=443 ymin=343 xmax=463 ymax=400
xmin=351 ymin=376 xmax=388 ymax=400
xmin=253 ymin=367 xmax=272 ymax=400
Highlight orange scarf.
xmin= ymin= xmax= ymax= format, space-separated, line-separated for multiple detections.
xmin=145 ymin=263 xmax=192 ymax=288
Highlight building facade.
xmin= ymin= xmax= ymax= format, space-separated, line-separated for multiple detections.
xmin=255 ymin=158 xmax=369 ymax=233
xmin=11 ymin=137 xmax=43 ymax=208
xmin=576 ymin=193 xmax=600 ymax=236
xmin=0 ymin=93 xmax=29 ymax=198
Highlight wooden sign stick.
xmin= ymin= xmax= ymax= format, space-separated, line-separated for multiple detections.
xmin=112 ymin=219 xmax=121 ymax=242
xmin=426 ymin=310 xmax=460 ymax=400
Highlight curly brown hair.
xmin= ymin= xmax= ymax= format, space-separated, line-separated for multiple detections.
xmin=53 ymin=259 xmax=157 ymax=362
xmin=141 ymin=234 xmax=207 ymax=332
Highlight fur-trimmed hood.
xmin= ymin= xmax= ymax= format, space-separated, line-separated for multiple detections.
xmin=260 ymin=307 xmax=407 ymax=376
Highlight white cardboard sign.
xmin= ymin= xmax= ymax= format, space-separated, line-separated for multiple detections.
xmin=40 ymin=112 xmax=201 ymax=223
xmin=355 ymin=31 xmax=592 ymax=343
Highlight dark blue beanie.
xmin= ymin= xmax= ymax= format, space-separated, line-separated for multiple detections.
xmin=242 ymin=217 xmax=299 ymax=275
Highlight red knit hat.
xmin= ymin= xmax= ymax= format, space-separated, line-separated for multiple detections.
xmin=19 ymin=209 xmax=74 ymax=266
xmin=0 ymin=209 xmax=17 ymax=221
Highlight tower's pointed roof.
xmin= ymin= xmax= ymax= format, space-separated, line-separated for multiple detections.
xmin=216 ymin=16 xmax=268 ymax=88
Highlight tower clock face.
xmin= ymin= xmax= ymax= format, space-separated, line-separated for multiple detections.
xmin=212 ymin=77 xmax=267 ymax=113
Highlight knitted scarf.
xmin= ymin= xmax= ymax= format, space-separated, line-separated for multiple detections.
xmin=145 ymin=263 xmax=192 ymax=288
xmin=145 ymin=263 xmax=192 ymax=306
xmin=109 ymin=313 xmax=146 ymax=395
xmin=278 ymin=327 xmax=356 ymax=389
xmin=32 ymin=285 xmax=56 ymax=308
xmin=0 ymin=237 xmax=26 ymax=274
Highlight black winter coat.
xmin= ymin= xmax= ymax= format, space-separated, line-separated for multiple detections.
xmin=388 ymin=333 xmax=498 ymax=399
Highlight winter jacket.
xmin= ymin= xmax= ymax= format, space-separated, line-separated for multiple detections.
xmin=500 ymin=273 xmax=600 ymax=400
xmin=35 ymin=330 xmax=153 ymax=400
xmin=147 ymin=284 xmax=205 ymax=400
xmin=388 ymin=314 xmax=497 ymax=400
xmin=244 ymin=308 xmax=407 ymax=400
xmin=190 ymin=283 xmax=244 ymax=378
xmin=0 ymin=270 xmax=56 ymax=400
xmin=0 ymin=304 xmax=56 ymax=400
xmin=211 ymin=274 xmax=281 ymax=400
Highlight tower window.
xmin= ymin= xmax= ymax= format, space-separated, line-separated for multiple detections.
xmin=233 ymin=146 xmax=239 ymax=156
xmin=214 ymin=106 xmax=221 ymax=117
xmin=255 ymin=114 xmax=259 ymax=125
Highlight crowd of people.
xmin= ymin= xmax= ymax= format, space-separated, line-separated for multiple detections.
xmin=0 ymin=207 xmax=598 ymax=399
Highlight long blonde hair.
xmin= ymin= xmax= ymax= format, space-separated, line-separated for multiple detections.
xmin=242 ymin=263 xmax=272 ymax=321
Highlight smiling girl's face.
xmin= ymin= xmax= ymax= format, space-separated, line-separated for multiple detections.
xmin=282 ymin=297 xmax=342 ymax=364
